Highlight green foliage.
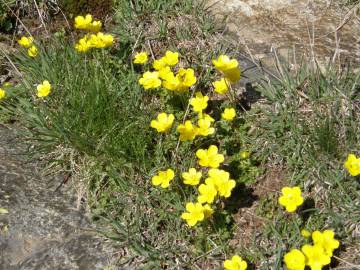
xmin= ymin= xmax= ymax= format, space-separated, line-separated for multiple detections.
xmin=113 ymin=0 xmax=218 ymax=46
xmin=0 ymin=1 xmax=14 ymax=32
xmin=244 ymin=61 xmax=360 ymax=268
xmin=342 ymin=0 xmax=360 ymax=5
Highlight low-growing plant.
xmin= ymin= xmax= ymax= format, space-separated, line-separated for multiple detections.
xmin=1 ymin=1 xmax=359 ymax=269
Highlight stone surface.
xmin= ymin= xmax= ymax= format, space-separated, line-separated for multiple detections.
xmin=206 ymin=0 xmax=360 ymax=63
xmin=0 ymin=125 xmax=119 ymax=270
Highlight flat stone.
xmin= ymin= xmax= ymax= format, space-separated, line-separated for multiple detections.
xmin=205 ymin=0 xmax=360 ymax=63
xmin=0 ymin=125 xmax=121 ymax=270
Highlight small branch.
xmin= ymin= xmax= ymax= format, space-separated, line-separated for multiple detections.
xmin=33 ymin=0 xmax=49 ymax=35
xmin=54 ymin=173 xmax=72 ymax=192
xmin=173 ymin=88 xmax=196 ymax=161
xmin=333 ymin=255 xmax=360 ymax=269
xmin=132 ymin=30 xmax=144 ymax=54
xmin=3 ymin=2 xmax=32 ymax=37
xmin=0 ymin=47 xmax=22 ymax=79
xmin=147 ymin=40 xmax=155 ymax=60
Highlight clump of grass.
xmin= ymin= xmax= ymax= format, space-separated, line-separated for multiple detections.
xmin=0 ymin=1 xmax=14 ymax=32
xmin=235 ymin=60 xmax=360 ymax=268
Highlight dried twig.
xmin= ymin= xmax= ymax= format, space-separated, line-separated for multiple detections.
xmin=3 ymin=1 xmax=32 ymax=37
xmin=333 ymin=255 xmax=360 ymax=269
xmin=33 ymin=0 xmax=49 ymax=34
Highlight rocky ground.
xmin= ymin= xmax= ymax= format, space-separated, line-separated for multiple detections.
xmin=206 ymin=0 xmax=360 ymax=65
xmin=0 ymin=125 xmax=120 ymax=270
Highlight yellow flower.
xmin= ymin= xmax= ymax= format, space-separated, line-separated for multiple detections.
xmin=158 ymin=66 xmax=172 ymax=80
xmin=101 ymin=33 xmax=114 ymax=47
xmin=133 ymin=52 xmax=148 ymax=64
xmin=240 ymin=151 xmax=250 ymax=159
xmin=190 ymin=92 xmax=209 ymax=112
xmin=203 ymin=204 xmax=214 ymax=218
xmin=163 ymin=50 xmax=179 ymax=66
xmin=153 ymin=58 xmax=167 ymax=71
xmin=27 ymin=45 xmax=38 ymax=58
xmin=36 ymin=80 xmax=51 ymax=98
xmin=151 ymin=169 xmax=175 ymax=188
xmin=212 ymin=78 xmax=229 ymax=94
xmin=284 ymin=249 xmax=306 ymax=270
xmin=344 ymin=154 xmax=360 ymax=176
xmin=181 ymin=202 xmax=205 ymax=226
xmin=196 ymin=118 xmax=215 ymax=137
xmin=301 ymin=244 xmax=331 ymax=270
xmin=196 ymin=145 xmax=224 ymax=168
xmin=162 ymin=72 xmax=180 ymax=91
xmin=75 ymin=37 xmax=91 ymax=53
xmin=18 ymin=36 xmax=34 ymax=48
xmin=197 ymin=183 xmax=217 ymax=204
xmin=301 ymin=229 xmax=311 ymax=238
xmin=206 ymin=169 xmax=236 ymax=198
xmin=278 ymin=186 xmax=304 ymax=213
xmin=177 ymin=120 xmax=198 ymax=141
xmin=176 ymin=68 xmax=197 ymax=92
xmin=139 ymin=71 xmax=162 ymax=90
xmin=0 ymin=88 xmax=6 ymax=100
xmin=312 ymin=230 xmax=340 ymax=256
xmin=224 ymin=255 xmax=247 ymax=270
xmin=161 ymin=68 xmax=196 ymax=92
xmin=150 ymin=113 xmax=174 ymax=133
xmin=87 ymin=20 xmax=102 ymax=33
xmin=224 ymin=68 xmax=241 ymax=83
xmin=3 ymin=82 xmax=12 ymax=87
xmin=182 ymin=168 xmax=202 ymax=186
xmin=88 ymin=33 xmax=102 ymax=48
xmin=89 ymin=32 xmax=114 ymax=48
xmin=222 ymin=108 xmax=236 ymax=121
xmin=212 ymin=55 xmax=238 ymax=72
xmin=200 ymin=113 xmax=215 ymax=123
xmin=74 ymin=14 xmax=93 ymax=29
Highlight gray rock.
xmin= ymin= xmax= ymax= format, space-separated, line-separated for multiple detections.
xmin=0 ymin=125 xmax=121 ymax=270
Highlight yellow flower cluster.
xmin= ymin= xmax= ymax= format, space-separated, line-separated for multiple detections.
xmin=73 ymin=14 xmax=114 ymax=53
xmin=149 ymin=94 xmax=220 ymax=141
xmin=181 ymin=145 xmax=236 ymax=227
xmin=142 ymin=53 xmax=238 ymax=141
xmin=284 ymin=230 xmax=340 ymax=270
xmin=143 ymin=52 xmax=241 ymax=228
xmin=212 ymin=55 xmax=241 ymax=94
xmin=150 ymin=145 xmax=235 ymax=227
xmin=74 ymin=14 xmax=102 ymax=33
xmin=175 ymin=92 xmax=216 ymax=141
xmin=18 ymin=36 xmax=38 ymax=58
xmin=344 ymin=153 xmax=360 ymax=176
xmin=138 ymin=50 xmax=197 ymax=92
